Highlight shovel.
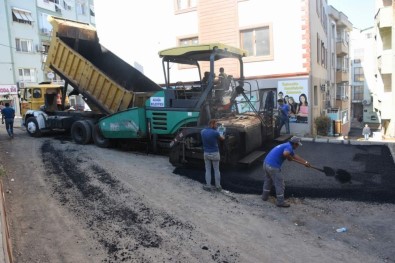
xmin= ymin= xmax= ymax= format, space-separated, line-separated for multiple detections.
xmin=292 ymin=159 xmax=351 ymax=183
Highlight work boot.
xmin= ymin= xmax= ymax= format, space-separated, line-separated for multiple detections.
xmin=262 ymin=191 xmax=270 ymax=201
xmin=276 ymin=202 xmax=291 ymax=208
xmin=215 ymin=186 xmax=222 ymax=192
xmin=276 ymin=196 xmax=290 ymax=207
xmin=202 ymin=185 xmax=211 ymax=191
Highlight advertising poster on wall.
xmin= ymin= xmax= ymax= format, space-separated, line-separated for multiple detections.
xmin=277 ymin=79 xmax=309 ymax=124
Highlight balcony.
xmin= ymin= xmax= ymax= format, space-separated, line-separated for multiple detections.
xmin=336 ymin=69 xmax=349 ymax=82
xmin=336 ymin=40 xmax=348 ymax=56
xmin=377 ymin=50 xmax=393 ymax=74
xmin=376 ymin=6 xmax=392 ymax=28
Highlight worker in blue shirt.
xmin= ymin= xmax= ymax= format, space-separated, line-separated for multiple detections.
xmin=201 ymin=119 xmax=225 ymax=191
xmin=277 ymin=98 xmax=290 ymax=134
xmin=1 ymin=102 xmax=15 ymax=138
xmin=262 ymin=136 xmax=310 ymax=207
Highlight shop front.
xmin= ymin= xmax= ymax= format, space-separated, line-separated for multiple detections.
xmin=0 ymin=84 xmax=20 ymax=116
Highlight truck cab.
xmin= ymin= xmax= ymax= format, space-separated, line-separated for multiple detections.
xmin=19 ymin=83 xmax=69 ymax=121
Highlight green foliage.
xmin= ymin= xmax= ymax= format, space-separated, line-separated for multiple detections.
xmin=314 ymin=115 xmax=331 ymax=136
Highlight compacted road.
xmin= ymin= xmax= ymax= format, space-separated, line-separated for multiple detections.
xmin=1 ymin=125 xmax=394 ymax=263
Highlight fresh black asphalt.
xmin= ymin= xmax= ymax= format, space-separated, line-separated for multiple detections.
xmin=174 ymin=141 xmax=395 ymax=204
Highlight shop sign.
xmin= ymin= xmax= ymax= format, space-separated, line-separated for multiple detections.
xmin=0 ymin=85 xmax=18 ymax=95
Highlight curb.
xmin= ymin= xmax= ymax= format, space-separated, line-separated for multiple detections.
xmin=0 ymin=181 xmax=12 ymax=263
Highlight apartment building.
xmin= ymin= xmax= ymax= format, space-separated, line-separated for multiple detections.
xmin=350 ymin=27 xmax=379 ymax=128
xmin=327 ymin=6 xmax=353 ymax=136
xmin=374 ymin=0 xmax=395 ymax=137
xmin=0 ymin=0 xmax=95 ymax=115
xmin=95 ymin=0 xmax=353 ymax=137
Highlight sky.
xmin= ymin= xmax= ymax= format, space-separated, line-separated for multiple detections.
xmin=328 ymin=0 xmax=376 ymax=29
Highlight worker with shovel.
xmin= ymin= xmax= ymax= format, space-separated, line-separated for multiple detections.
xmin=262 ymin=136 xmax=311 ymax=207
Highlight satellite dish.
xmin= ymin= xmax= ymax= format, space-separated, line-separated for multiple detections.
xmin=47 ymin=72 xmax=54 ymax=80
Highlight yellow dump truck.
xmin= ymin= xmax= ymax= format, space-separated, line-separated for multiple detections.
xmin=23 ymin=16 xmax=162 ymax=143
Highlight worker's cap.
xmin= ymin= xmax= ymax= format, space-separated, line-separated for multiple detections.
xmin=289 ymin=136 xmax=303 ymax=146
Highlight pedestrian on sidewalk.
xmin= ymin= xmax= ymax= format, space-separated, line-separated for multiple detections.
xmin=362 ymin=124 xmax=371 ymax=141
xmin=201 ymin=119 xmax=225 ymax=191
xmin=262 ymin=136 xmax=311 ymax=207
xmin=1 ymin=102 xmax=15 ymax=138
xmin=277 ymin=99 xmax=290 ymax=134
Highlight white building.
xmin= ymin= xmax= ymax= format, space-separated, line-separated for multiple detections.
xmin=374 ymin=0 xmax=395 ymax=138
xmin=0 ymin=0 xmax=95 ymax=115
xmin=350 ymin=27 xmax=379 ymax=128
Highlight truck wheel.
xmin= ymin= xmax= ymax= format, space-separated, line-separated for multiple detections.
xmin=71 ymin=120 xmax=92 ymax=144
xmin=26 ymin=117 xmax=42 ymax=137
xmin=92 ymin=124 xmax=112 ymax=148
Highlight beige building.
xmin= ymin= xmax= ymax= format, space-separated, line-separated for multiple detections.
xmin=96 ymin=0 xmax=354 ymax=136
xmin=374 ymin=0 xmax=395 ymax=137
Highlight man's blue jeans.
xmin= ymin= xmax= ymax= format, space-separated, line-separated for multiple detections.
xmin=279 ymin=116 xmax=290 ymax=134
xmin=262 ymin=163 xmax=285 ymax=203
xmin=204 ymin=152 xmax=221 ymax=188
xmin=5 ymin=118 xmax=14 ymax=137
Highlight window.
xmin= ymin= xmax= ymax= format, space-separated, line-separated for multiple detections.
xmin=177 ymin=36 xmax=199 ymax=69
xmin=12 ymin=8 xmax=34 ymax=25
xmin=352 ymin=85 xmax=364 ymax=101
xmin=77 ymin=2 xmax=86 ymax=15
xmin=179 ymin=37 xmax=198 ymax=46
xmin=18 ymin=68 xmax=36 ymax=82
xmin=240 ymin=26 xmax=272 ymax=58
xmin=16 ymin=38 xmax=33 ymax=53
xmin=39 ymin=13 xmax=52 ymax=35
xmin=336 ymin=84 xmax=349 ymax=100
xmin=341 ymin=109 xmax=349 ymax=124
xmin=176 ymin=0 xmax=197 ymax=12
xmin=354 ymin=67 xmax=364 ymax=82
xmin=321 ymin=41 xmax=326 ymax=68
xmin=90 ymin=5 xmax=95 ymax=16
xmin=337 ymin=57 xmax=349 ymax=72
xmin=317 ymin=34 xmax=320 ymax=63
xmin=63 ymin=0 xmax=72 ymax=10
xmin=33 ymin=88 xmax=42 ymax=98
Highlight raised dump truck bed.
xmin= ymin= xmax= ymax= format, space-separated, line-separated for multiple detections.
xmin=46 ymin=16 xmax=162 ymax=115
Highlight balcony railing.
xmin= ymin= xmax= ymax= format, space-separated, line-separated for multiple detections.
xmin=336 ymin=40 xmax=349 ymax=56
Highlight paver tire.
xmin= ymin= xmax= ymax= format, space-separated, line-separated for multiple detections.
xmin=92 ymin=124 xmax=112 ymax=148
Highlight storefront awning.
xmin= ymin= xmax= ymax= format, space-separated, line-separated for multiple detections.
xmin=12 ymin=8 xmax=34 ymax=22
